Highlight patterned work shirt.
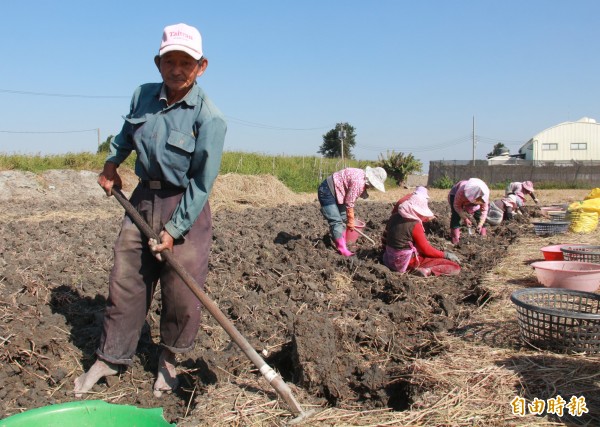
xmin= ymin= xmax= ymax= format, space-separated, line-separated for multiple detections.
xmin=331 ymin=168 xmax=367 ymax=209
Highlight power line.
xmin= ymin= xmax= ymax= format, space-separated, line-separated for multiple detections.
xmin=476 ymin=135 xmax=526 ymax=146
xmin=0 ymin=88 xmax=128 ymax=99
xmin=355 ymin=131 xmax=529 ymax=156
xmin=0 ymin=88 xmax=532 ymax=142
xmin=0 ymin=129 xmax=97 ymax=134
xmin=226 ymin=116 xmax=328 ymax=131
xmin=355 ymin=134 xmax=473 ymax=153
xmin=0 ymin=88 xmax=328 ymax=131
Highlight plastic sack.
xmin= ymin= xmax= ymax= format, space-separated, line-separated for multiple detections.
xmin=568 ymin=198 xmax=600 ymax=214
xmin=569 ymin=210 xmax=599 ymax=233
xmin=486 ymin=203 xmax=503 ymax=225
xmin=584 ymin=188 xmax=600 ymax=200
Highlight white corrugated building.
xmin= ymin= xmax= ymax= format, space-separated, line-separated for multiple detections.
xmin=518 ymin=117 xmax=600 ymax=161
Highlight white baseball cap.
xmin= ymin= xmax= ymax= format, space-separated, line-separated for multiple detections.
xmin=159 ymin=23 xmax=203 ymax=60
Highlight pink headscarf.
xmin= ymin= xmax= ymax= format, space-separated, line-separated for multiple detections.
xmin=397 ymin=194 xmax=434 ymax=223
xmin=463 ymin=178 xmax=490 ymax=204
xmin=414 ymin=186 xmax=430 ymax=199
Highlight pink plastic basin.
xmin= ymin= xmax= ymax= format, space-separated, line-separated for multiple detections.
xmin=345 ymin=219 xmax=366 ymax=244
xmin=540 ymin=244 xmax=577 ymax=261
xmin=530 ymin=261 xmax=600 ymax=291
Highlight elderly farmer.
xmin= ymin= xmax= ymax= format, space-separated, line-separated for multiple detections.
xmin=318 ymin=166 xmax=387 ymax=256
xmin=382 ymin=192 xmax=460 ymax=277
xmin=486 ymin=194 xmax=520 ymax=226
xmin=74 ymin=23 xmax=226 ymax=398
xmin=505 ymin=181 xmax=539 ymax=206
xmin=448 ymin=178 xmax=490 ymax=245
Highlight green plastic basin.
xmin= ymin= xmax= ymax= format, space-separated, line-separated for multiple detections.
xmin=0 ymin=400 xmax=175 ymax=427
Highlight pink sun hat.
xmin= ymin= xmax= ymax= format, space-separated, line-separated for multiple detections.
xmin=522 ymin=181 xmax=534 ymax=193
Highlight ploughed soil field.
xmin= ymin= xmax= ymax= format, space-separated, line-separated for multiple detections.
xmin=1 ymin=170 xmax=598 ymax=426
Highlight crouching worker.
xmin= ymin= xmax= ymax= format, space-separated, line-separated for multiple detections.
xmin=448 ymin=178 xmax=490 ymax=245
xmin=318 ymin=166 xmax=387 ymax=256
xmin=486 ymin=194 xmax=519 ymax=226
xmin=506 ymin=180 xmax=538 ymax=205
xmin=382 ymin=192 xmax=461 ymax=277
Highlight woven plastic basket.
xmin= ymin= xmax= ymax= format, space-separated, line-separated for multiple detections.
xmin=532 ymin=221 xmax=569 ymax=236
xmin=561 ymin=245 xmax=600 ymax=264
xmin=511 ymin=288 xmax=600 ymax=354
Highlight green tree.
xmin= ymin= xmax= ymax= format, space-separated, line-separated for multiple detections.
xmin=487 ymin=142 xmax=509 ymax=158
xmin=97 ymin=135 xmax=115 ymax=154
xmin=377 ymin=150 xmax=422 ymax=186
xmin=318 ymin=123 xmax=356 ymax=159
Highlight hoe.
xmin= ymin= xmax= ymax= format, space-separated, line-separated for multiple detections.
xmin=110 ymin=187 xmax=315 ymax=425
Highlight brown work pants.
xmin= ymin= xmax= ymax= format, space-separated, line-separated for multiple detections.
xmin=97 ymin=186 xmax=212 ymax=366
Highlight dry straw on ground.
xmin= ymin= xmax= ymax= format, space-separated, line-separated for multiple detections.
xmin=209 ymin=173 xmax=315 ymax=212
xmin=182 ymin=186 xmax=600 ymax=426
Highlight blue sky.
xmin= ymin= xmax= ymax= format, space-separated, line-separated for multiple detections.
xmin=2 ymin=1 xmax=599 ymax=172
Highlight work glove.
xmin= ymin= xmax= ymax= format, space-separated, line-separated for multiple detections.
xmin=476 ymin=222 xmax=485 ymax=234
xmin=462 ymin=217 xmax=472 ymax=228
xmin=533 ymin=197 xmax=539 ymax=205
xmin=347 ymin=207 xmax=355 ymax=231
xmin=444 ymin=251 xmax=461 ymax=264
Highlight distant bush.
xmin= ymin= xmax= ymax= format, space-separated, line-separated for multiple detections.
xmin=534 ymin=181 xmax=591 ymax=190
xmin=488 ymin=179 xmax=511 ymax=190
xmin=431 ymin=174 xmax=454 ymax=189
xmin=377 ymin=151 xmax=422 ymax=186
xmin=97 ymin=135 xmax=114 ymax=154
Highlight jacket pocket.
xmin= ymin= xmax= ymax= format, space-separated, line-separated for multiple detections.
xmin=164 ymin=130 xmax=195 ymax=177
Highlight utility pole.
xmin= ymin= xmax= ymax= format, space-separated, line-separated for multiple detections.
xmin=338 ymin=124 xmax=346 ymax=167
xmin=97 ymin=128 xmax=101 ymax=148
xmin=471 ymin=116 xmax=476 ymax=166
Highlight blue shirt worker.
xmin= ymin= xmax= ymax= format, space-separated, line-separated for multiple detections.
xmin=74 ymin=23 xmax=227 ymax=398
